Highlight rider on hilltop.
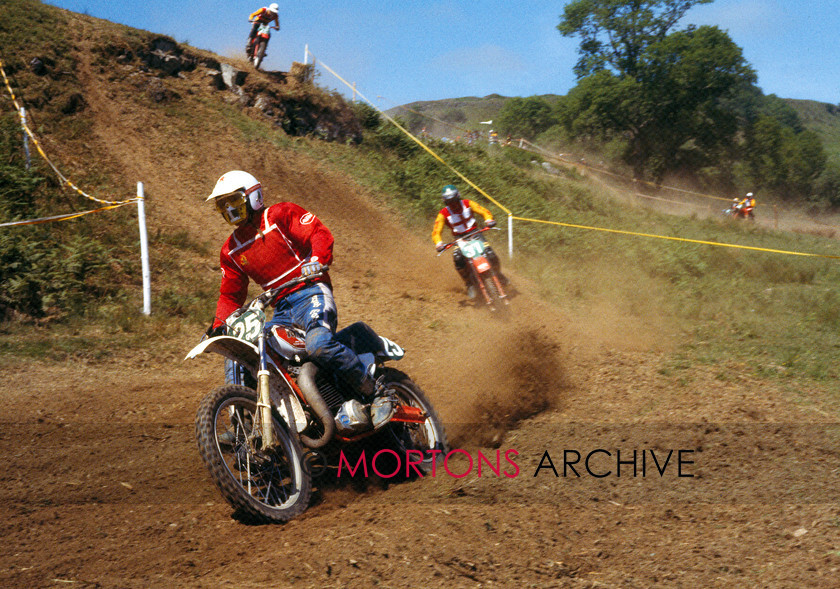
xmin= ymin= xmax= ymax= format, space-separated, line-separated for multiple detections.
xmin=247 ymin=3 xmax=280 ymax=54
xmin=205 ymin=170 xmax=379 ymax=398
xmin=432 ymin=184 xmax=506 ymax=298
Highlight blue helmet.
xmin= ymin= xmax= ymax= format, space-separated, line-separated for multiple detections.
xmin=441 ymin=184 xmax=460 ymax=204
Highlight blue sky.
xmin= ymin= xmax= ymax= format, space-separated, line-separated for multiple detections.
xmin=45 ymin=0 xmax=839 ymax=109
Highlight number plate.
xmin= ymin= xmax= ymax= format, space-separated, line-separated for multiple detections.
xmin=459 ymin=238 xmax=486 ymax=259
xmin=379 ymin=336 xmax=405 ymax=360
xmin=228 ymin=309 xmax=266 ymax=343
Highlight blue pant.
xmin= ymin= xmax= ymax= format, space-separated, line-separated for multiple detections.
xmin=226 ymin=283 xmax=367 ymax=390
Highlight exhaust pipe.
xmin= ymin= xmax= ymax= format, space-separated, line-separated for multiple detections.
xmin=295 ymin=362 xmax=335 ymax=448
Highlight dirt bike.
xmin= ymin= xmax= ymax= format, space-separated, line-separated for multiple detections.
xmin=186 ymin=266 xmax=447 ymax=523
xmin=723 ymin=201 xmax=754 ymax=220
xmin=247 ymin=22 xmax=277 ymax=70
xmin=439 ymin=226 xmax=509 ymax=311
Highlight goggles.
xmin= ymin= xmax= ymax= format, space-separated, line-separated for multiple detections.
xmin=213 ymin=190 xmax=249 ymax=226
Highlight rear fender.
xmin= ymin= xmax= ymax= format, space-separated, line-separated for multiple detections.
xmin=335 ymin=321 xmax=405 ymax=362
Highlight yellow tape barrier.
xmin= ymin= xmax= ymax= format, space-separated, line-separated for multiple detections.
xmin=310 ymin=53 xmax=511 ymax=215
xmin=0 ymin=201 xmax=136 ymax=228
xmin=0 ymin=59 xmax=138 ymax=210
xmin=290 ymin=52 xmax=840 ymax=261
xmin=387 ymin=104 xmax=735 ymax=205
xmin=395 ymin=103 xmax=472 ymax=137
xmin=512 ymin=216 xmax=840 ymax=260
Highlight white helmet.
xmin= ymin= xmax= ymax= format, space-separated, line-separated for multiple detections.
xmin=268 ymin=3 xmax=279 ymax=13
xmin=206 ymin=170 xmax=264 ymax=226
xmin=746 ymin=192 xmax=753 ymax=197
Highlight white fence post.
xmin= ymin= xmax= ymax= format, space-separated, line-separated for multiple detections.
xmin=21 ymin=107 xmax=30 ymax=170
xmin=137 ymin=182 xmax=151 ymax=315
xmin=507 ymin=214 xmax=513 ymax=259
xmin=304 ymin=44 xmax=309 ymax=65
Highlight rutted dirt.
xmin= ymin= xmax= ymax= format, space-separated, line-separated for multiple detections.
xmin=1 ymin=12 xmax=839 ymax=589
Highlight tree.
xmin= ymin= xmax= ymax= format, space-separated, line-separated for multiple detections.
xmin=743 ymin=116 xmax=826 ymax=198
xmin=496 ymin=96 xmax=557 ymax=140
xmin=555 ymin=0 xmax=829 ymax=196
xmin=558 ymin=0 xmax=713 ymax=79
xmin=556 ymin=25 xmax=755 ymax=180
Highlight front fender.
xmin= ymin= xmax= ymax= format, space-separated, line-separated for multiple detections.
xmin=185 ymin=335 xmax=259 ymax=364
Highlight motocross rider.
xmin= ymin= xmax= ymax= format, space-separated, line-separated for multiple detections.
xmin=740 ymin=192 xmax=756 ymax=219
xmin=205 ymin=170 xmax=379 ymax=398
xmin=246 ymin=3 xmax=280 ymax=55
xmin=432 ymin=184 xmax=506 ymax=298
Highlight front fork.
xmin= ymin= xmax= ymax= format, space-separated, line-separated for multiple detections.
xmin=254 ymin=328 xmax=300 ymax=452
xmin=472 ymin=267 xmax=507 ymax=307
xmin=256 ymin=329 xmax=275 ymax=450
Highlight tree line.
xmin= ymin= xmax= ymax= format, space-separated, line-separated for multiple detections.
xmin=495 ymin=0 xmax=839 ymax=206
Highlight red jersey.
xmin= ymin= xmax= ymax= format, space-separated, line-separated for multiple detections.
xmin=431 ymin=199 xmax=494 ymax=244
xmin=249 ymin=7 xmax=279 ymax=25
xmin=213 ymin=203 xmax=334 ymax=327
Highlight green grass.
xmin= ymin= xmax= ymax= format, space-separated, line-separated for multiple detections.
xmin=1 ymin=0 xmax=838 ymax=402
xmin=296 ymin=123 xmax=840 ymax=393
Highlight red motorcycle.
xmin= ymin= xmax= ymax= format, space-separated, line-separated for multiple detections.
xmin=723 ymin=199 xmax=755 ymax=220
xmin=439 ymin=227 xmax=509 ymax=311
xmin=187 ymin=266 xmax=447 ymax=523
xmin=247 ymin=22 xmax=278 ymax=70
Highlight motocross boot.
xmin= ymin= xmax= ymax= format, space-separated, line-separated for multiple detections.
xmin=455 ymin=265 xmax=476 ymax=298
xmin=358 ymin=363 xmax=378 ymax=397
xmin=359 ymin=367 xmax=395 ymax=430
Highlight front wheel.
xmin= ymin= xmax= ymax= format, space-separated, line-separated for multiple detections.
xmin=378 ymin=368 xmax=448 ymax=475
xmin=482 ymin=273 xmax=509 ymax=313
xmin=254 ymin=39 xmax=267 ymax=69
xmin=195 ymin=384 xmax=311 ymax=523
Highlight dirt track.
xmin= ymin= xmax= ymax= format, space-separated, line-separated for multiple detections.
xmin=2 ymin=19 xmax=840 ymax=588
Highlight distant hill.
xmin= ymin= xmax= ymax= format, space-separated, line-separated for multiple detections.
xmin=386 ymin=94 xmax=561 ymax=139
xmin=786 ymin=99 xmax=840 ymax=161
xmin=389 ymin=94 xmax=840 ymax=163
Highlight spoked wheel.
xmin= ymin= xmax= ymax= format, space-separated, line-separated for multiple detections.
xmin=482 ymin=274 xmax=509 ymax=314
xmin=254 ymin=39 xmax=267 ymax=69
xmin=378 ymin=368 xmax=448 ymax=476
xmin=195 ymin=384 xmax=311 ymax=523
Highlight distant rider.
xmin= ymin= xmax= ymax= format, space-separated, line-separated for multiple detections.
xmin=247 ymin=3 xmax=280 ymax=55
xmin=432 ymin=184 xmax=506 ymax=298
xmin=740 ymin=192 xmax=756 ymax=219
xmin=204 ymin=170 xmax=379 ymax=397
xmin=732 ymin=192 xmax=756 ymax=219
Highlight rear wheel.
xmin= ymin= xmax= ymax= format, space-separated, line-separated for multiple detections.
xmin=378 ymin=368 xmax=448 ymax=476
xmin=195 ymin=384 xmax=311 ymax=523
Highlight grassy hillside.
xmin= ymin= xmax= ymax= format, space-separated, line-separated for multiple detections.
xmin=787 ymin=98 xmax=840 ymax=161
xmin=1 ymin=0 xmax=839 ymax=394
xmin=387 ymin=94 xmax=562 ymax=139
xmin=393 ymin=93 xmax=840 ymax=170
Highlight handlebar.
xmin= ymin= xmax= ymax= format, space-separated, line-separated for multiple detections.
xmin=437 ymin=226 xmax=497 ymax=255
xmin=249 ymin=264 xmax=329 ymax=311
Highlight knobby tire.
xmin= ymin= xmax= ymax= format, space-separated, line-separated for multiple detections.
xmin=195 ymin=384 xmax=311 ymax=523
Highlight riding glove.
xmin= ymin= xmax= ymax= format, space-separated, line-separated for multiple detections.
xmin=301 ymin=258 xmax=321 ymax=277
